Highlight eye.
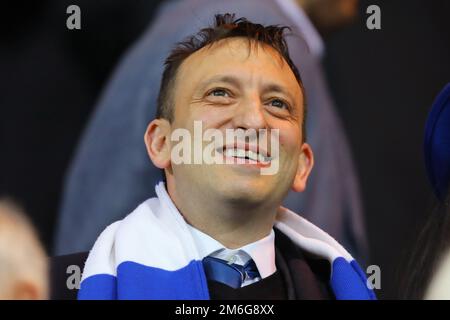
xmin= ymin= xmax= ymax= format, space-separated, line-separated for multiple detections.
xmin=208 ymin=88 xmax=230 ymax=97
xmin=268 ymin=98 xmax=289 ymax=110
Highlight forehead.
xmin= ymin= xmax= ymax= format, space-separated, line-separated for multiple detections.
xmin=175 ymin=37 xmax=301 ymax=97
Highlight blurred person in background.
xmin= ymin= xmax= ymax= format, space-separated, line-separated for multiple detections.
xmin=55 ymin=0 xmax=369 ymax=264
xmin=299 ymin=0 xmax=358 ymax=35
xmin=423 ymin=197 xmax=450 ymax=299
xmin=402 ymin=83 xmax=450 ymax=299
xmin=0 ymin=200 xmax=48 ymax=300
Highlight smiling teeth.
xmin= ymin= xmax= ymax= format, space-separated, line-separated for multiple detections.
xmin=223 ymin=148 xmax=270 ymax=163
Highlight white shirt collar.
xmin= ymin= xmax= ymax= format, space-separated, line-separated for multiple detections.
xmin=275 ymin=0 xmax=325 ymax=58
xmin=187 ymin=224 xmax=277 ymax=280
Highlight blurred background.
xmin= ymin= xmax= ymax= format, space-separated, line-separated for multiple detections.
xmin=1 ymin=0 xmax=449 ymax=299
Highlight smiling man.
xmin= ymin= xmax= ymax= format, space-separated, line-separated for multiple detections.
xmin=148 ymin=34 xmax=311 ymax=249
xmin=66 ymin=14 xmax=375 ymax=300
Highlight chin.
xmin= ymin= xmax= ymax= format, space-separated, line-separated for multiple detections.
xmin=213 ymin=174 xmax=275 ymax=206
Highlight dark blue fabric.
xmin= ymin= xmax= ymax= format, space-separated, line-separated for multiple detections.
xmin=202 ymin=256 xmax=260 ymax=288
xmin=424 ymin=83 xmax=450 ymax=201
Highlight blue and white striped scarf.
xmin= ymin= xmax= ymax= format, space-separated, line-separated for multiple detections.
xmin=78 ymin=182 xmax=376 ymax=300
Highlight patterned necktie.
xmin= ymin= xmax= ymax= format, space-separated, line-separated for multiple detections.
xmin=202 ymin=256 xmax=261 ymax=289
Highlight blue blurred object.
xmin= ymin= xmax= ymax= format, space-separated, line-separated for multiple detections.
xmin=424 ymin=83 xmax=450 ymax=201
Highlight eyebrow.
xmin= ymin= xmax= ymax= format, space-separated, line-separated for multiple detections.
xmin=197 ymin=75 xmax=242 ymax=91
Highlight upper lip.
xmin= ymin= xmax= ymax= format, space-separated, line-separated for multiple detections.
xmin=216 ymin=142 xmax=271 ymax=158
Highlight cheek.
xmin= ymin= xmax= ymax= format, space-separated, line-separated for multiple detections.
xmin=278 ymin=126 xmax=302 ymax=156
xmin=281 ymin=123 xmax=301 ymax=140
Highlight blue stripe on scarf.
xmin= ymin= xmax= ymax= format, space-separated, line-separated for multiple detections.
xmin=330 ymin=257 xmax=376 ymax=300
xmin=78 ymin=260 xmax=210 ymax=300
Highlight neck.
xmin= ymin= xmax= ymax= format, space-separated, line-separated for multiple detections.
xmin=166 ymin=181 xmax=277 ymax=249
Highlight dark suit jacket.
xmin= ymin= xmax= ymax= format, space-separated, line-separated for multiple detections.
xmin=50 ymin=229 xmax=334 ymax=300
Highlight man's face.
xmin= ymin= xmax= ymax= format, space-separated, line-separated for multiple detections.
xmin=166 ymin=38 xmax=311 ymax=207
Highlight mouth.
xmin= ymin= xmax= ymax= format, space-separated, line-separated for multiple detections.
xmin=216 ymin=143 xmax=272 ymax=166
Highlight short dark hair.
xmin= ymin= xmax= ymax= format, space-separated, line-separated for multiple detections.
xmin=156 ymin=13 xmax=307 ymax=140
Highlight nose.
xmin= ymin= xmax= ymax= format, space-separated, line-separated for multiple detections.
xmin=231 ymin=95 xmax=268 ymax=131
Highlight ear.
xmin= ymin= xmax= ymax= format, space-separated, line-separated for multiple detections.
xmin=12 ymin=281 xmax=45 ymax=300
xmin=291 ymin=143 xmax=314 ymax=192
xmin=144 ymin=119 xmax=172 ymax=169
